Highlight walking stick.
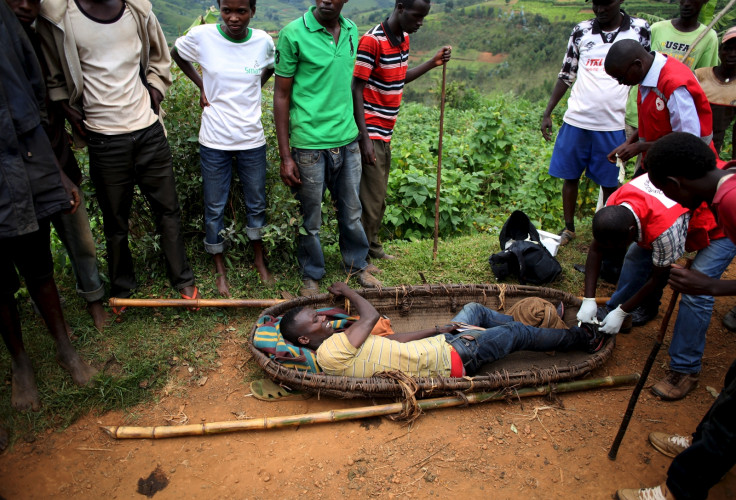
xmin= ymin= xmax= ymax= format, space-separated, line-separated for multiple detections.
xmin=608 ymin=258 xmax=693 ymax=460
xmin=108 ymin=297 xmax=285 ymax=308
xmin=433 ymin=62 xmax=447 ymax=261
xmin=101 ymin=373 xmax=639 ymax=439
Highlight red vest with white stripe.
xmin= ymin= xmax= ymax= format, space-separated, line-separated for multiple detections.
xmin=606 ymin=174 xmax=688 ymax=250
xmin=637 ymin=55 xmax=713 ymax=146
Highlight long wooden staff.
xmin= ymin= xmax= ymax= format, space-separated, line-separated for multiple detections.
xmin=608 ymin=258 xmax=693 ymax=460
xmin=682 ymin=0 xmax=736 ymax=62
xmin=108 ymin=297 xmax=285 ymax=308
xmin=433 ymin=62 xmax=448 ymax=261
xmin=101 ymin=374 xmax=638 ymax=439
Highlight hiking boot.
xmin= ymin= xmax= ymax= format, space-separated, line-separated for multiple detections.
xmin=723 ymin=306 xmax=736 ymax=332
xmin=559 ymin=228 xmax=575 ymax=246
xmin=631 ymin=305 xmax=658 ymax=327
xmin=651 ymin=370 xmax=699 ymax=401
xmin=617 ymin=484 xmax=672 ymax=500
xmin=300 ymin=279 xmax=320 ymax=297
xmin=580 ymin=323 xmax=607 ymax=354
xmin=356 ymin=270 xmax=382 ymax=288
xmin=597 ymin=305 xmax=633 ymax=333
xmin=648 ymin=432 xmax=691 ymax=458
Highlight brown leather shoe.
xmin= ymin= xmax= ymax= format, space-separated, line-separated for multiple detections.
xmin=648 ymin=432 xmax=691 ymax=458
xmin=651 ymin=370 xmax=699 ymax=401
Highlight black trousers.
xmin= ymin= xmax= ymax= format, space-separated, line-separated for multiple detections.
xmin=667 ymin=359 xmax=736 ymax=499
xmin=87 ymin=121 xmax=194 ymax=298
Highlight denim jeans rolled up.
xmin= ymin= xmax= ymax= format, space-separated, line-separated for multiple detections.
xmin=199 ymin=144 xmax=267 ymax=254
xmin=668 ymin=237 xmax=736 ymax=374
xmin=291 ymin=140 xmax=369 ymax=280
xmin=445 ymin=303 xmax=585 ymax=376
xmin=667 ymin=359 xmax=736 ymax=500
xmin=51 ymin=189 xmax=105 ymax=302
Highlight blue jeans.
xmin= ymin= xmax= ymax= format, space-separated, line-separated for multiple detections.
xmin=51 ymin=189 xmax=105 ymax=302
xmin=444 ymin=303 xmax=585 ymax=376
xmin=608 ymin=242 xmax=653 ymax=309
xmin=667 ymin=359 xmax=736 ymax=500
xmin=291 ymin=140 xmax=369 ymax=280
xmin=199 ymin=144 xmax=267 ymax=254
xmin=669 ymin=237 xmax=736 ymax=374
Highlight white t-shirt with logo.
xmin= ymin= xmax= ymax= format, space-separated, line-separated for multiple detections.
xmin=175 ymin=24 xmax=275 ymax=150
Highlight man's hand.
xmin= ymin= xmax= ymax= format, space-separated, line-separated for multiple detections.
xmin=60 ymin=171 xmax=80 ymax=215
xmin=280 ymin=156 xmax=301 ymax=187
xmin=327 ymin=282 xmax=351 ymax=297
xmin=668 ymin=265 xmax=718 ymax=295
xmin=433 ymin=46 xmax=452 ymax=66
xmin=607 ymin=138 xmax=640 ymax=163
xmin=359 ymin=136 xmax=376 ymax=166
xmin=577 ymin=297 xmax=598 ymax=324
xmin=599 ymin=305 xmax=628 ymax=334
xmin=199 ymin=88 xmax=210 ymax=108
xmin=149 ymin=87 xmax=164 ymax=115
xmin=61 ymin=101 xmax=87 ymax=139
xmin=540 ymin=115 xmax=554 ymax=142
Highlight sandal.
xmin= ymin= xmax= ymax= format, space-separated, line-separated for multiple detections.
xmin=180 ymin=286 xmax=201 ymax=311
xmin=250 ymin=379 xmax=311 ymax=402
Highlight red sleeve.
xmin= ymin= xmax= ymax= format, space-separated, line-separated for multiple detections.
xmin=353 ymin=34 xmax=379 ymax=81
xmin=717 ymin=189 xmax=736 ymax=244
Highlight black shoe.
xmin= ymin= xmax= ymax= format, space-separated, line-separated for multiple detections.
xmin=580 ymin=323 xmax=607 ymax=354
xmin=631 ymin=305 xmax=658 ymax=326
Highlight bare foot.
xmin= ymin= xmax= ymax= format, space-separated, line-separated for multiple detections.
xmin=256 ymin=264 xmax=276 ymax=286
xmin=10 ymin=359 xmax=40 ymax=411
xmin=0 ymin=425 xmax=8 ymax=452
xmin=56 ymin=350 xmax=97 ymax=387
xmin=64 ymin=321 xmax=77 ymax=341
xmin=87 ymin=300 xmax=111 ymax=332
xmin=216 ymin=274 xmax=231 ymax=298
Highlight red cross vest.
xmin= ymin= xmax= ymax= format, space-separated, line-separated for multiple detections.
xmin=606 ymin=174 xmax=689 ymax=250
xmin=637 ymin=55 xmax=713 ymax=148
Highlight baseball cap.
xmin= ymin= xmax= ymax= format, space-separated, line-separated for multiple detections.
xmin=723 ymin=27 xmax=736 ymax=44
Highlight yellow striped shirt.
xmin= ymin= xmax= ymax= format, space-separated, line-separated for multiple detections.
xmin=316 ymin=332 xmax=452 ymax=378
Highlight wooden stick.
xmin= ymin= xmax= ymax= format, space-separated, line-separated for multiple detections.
xmin=682 ymin=0 xmax=736 ymax=62
xmin=608 ymin=258 xmax=694 ymax=460
xmin=101 ymin=374 xmax=639 ymax=439
xmin=108 ymin=297 xmax=285 ymax=308
xmin=433 ymin=62 xmax=447 ymax=261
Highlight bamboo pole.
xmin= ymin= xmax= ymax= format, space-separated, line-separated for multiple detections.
xmin=433 ymin=62 xmax=448 ymax=261
xmin=108 ymin=297 xmax=285 ymax=308
xmin=101 ymin=373 xmax=639 ymax=439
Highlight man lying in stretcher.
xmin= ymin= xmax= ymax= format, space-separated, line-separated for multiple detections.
xmin=280 ymin=282 xmax=606 ymax=378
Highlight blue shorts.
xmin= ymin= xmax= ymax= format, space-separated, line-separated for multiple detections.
xmin=548 ymin=123 xmax=624 ymax=188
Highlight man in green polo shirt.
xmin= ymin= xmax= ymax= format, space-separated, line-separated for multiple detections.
xmin=274 ymin=0 xmax=381 ymax=296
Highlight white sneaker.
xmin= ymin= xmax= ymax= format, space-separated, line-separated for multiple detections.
xmin=617 ymin=484 xmax=669 ymax=500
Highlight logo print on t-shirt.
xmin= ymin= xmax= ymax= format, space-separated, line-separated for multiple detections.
xmin=245 ymin=59 xmax=261 ymax=75
xmin=656 ymin=97 xmax=665 ymax=111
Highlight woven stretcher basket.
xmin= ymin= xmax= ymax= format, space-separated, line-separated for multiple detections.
xmin=248 ymin=284 xmax=614 ymax=399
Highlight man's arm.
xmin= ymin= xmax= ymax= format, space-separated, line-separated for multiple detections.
xmin=608 ymin=130 xmax=646 ymax=163
xmin=578 ymin=239 xmax=604 ymax=323
xmin=669 ymin=264 xmax=736 ymax=296
xmin=327 ymin=282 xmax=380 ymax=348
xmin=261 ymin=67 xmax=275 ymax=87
xmin=351 ymin=77 xmax=375 ymax=166
xmin=404 ymin=46 xmax=451 ymax=84
xmin=143 ymin=10 xmax=172 ymax=103
xmin=273 ymin=75 xmax=300 ymax=187
xmin=170 ymin=47 xmax=209 ymax=108
xmin=668 ymin=87 xmax=703 ymax=136
xmin=540 ymin=79 xmax=570 ymax=142
xmin=390 ymin=324 xmax=456 ymax=343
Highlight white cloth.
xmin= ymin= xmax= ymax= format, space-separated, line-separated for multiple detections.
xmin=68 ymin=2 xmax=157 ymax=134
xmin=640 ymin=52 xmax=702 ymax=136
xmin=174 ymin=25 xmax=275 ymax=150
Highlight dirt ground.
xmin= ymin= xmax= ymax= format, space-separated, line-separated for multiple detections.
xmin=1 ymin=288 xmax=736 ymax=499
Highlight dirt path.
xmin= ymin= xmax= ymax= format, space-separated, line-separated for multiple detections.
xmin=1 ymin=292 xmax=736 ymax=499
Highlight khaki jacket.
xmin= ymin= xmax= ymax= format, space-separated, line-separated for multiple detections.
xmin=36 ymin=0 xmax=171 ymax=145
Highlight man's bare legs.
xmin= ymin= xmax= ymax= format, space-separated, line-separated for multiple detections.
xmin=253 ymin=240 xmax=274 ymax=285
xmin=562 ymin=178 xmax=579 ymax=232
xmin=0 ymin=296 xmax=40 ymax=411
xmin=213 ymin=253 xmax=230 ymax=297
xmin=86 ymin=299 xmax=110 ymax=332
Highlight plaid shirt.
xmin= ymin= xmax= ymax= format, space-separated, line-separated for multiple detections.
xmin=625 ymin=208 xmax=690 ymax=267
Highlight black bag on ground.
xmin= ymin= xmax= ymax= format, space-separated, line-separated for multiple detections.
xmin=489 ymin=210 xmax=562 ymax=285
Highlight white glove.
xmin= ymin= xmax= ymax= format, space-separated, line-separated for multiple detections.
xmin=577 ymin=297 xmax=598 ymax=324
xmin=600 ymin=305 xmax=628 ymax=334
